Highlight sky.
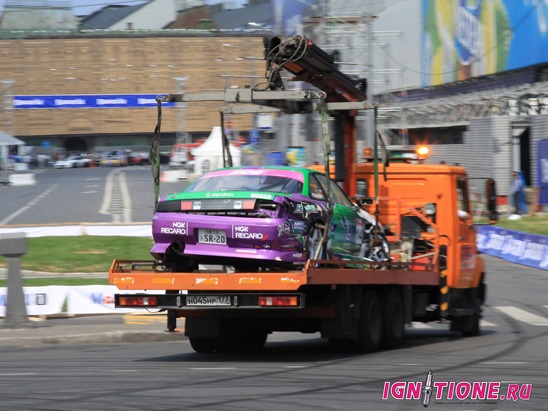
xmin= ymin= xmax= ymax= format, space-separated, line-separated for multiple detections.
xmin=0 ymin=0 xmax=245 ymax=16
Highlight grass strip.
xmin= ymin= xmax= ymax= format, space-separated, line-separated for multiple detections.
xmin=1 ymin=215 xmax=547 ymax=286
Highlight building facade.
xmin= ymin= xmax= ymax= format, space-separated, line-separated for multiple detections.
xmin=0 ymin=34 xmax=265 ymax=152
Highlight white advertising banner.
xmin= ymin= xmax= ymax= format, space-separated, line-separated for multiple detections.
xmin=0 ymin=286 xmax=68 ymax=316
xmin=0 ymin=224 xmax=151 ymax=238
xmin=0 ymin=285 xmax=145 ymax=317
xmin=66 ymin=285 xmax=144 ymax=314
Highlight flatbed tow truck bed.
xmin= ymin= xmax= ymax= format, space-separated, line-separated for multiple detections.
xmin=109 ymin=259 xmax=440 ymax=291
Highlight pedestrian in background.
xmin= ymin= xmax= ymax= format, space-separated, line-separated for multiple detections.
xmin=509 ymin=170 xmax=527 ymax=216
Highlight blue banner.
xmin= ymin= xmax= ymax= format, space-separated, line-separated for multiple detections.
xmin=476 ymin=225 xmax=548 ymax=270
xmin=13 ymin=95 xmax=175 ymax=109
xmin=539 ymin=139 xmax=548 ymax=205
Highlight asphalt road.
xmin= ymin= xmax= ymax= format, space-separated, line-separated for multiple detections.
xmin=1 ymin=167 xmax=547 ymax=409
xmin=0 ymin=166 xmax=187 ymax=226
xmin=0 ymin=255 xmax=546 ymax=410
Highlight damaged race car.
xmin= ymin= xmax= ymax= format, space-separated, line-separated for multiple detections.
xmin=151 ymin=166 xmax=389 ymax=272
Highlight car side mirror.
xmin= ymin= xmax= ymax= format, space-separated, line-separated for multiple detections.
xmin=354 ymin=196 xmax=373 ymax=206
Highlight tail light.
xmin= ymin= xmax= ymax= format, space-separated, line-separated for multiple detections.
xmin=118 ymin=296 xmax=158 ymax=307
xmin=259 ymin=296 xmax=299 ymax=307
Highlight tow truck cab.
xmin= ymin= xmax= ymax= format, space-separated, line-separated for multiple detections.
xmin=352 ymin=161 xmax=483 ymax=290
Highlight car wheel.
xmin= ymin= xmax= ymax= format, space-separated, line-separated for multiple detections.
xmin=361 ymin=231 xmax=391 ymax=263
xmin=305 ymin=222 xmax=327 ymax=261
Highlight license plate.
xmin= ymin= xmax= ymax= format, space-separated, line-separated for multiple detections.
xmin=186 ymin=295 xmax=231 ymax=307
xmin=198 ymin=229 xmax=227 ymax=244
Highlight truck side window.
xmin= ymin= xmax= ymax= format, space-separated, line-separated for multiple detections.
xmin=457 ymin=179 xmax=470 ymax=217
xmin=356 ymin=180 xmax=368 ymax=198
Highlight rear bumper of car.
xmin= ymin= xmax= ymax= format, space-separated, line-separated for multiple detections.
xmin=150 ymin=212 xmax=306 ymax=263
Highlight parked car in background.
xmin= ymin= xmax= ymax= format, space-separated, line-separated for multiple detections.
xmin=101 ymin=151 xmax=128 ymax=167
xmin=127 ymin=151 xmax=149 ymax=166
xmin=53 ymin=155 xmax=91 ymax=169
xmin=150 ymin=166 xmax=389 ymax=272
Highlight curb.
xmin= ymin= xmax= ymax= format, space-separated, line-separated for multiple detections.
xmin=0 ymin=330 xmax=187 ymax=346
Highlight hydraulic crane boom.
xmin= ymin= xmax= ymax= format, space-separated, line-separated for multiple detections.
xmin=264 ymin=36 xmax=369 ymax=190
xmin=160 ymin=35 xmax=371 ymax=193
xmin=264 ymin=36 xmax=368 ymax=103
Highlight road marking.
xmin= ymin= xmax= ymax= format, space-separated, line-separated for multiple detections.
xmin=99 ymin=169 xmax=132 ymax=222
xmin=409 ymin=322 xmax=432 ymax=329
xmin=123 ymin=313 xmax=165 ymax=325
xmin=0 ymin=373 xmax=37 ymax=376
xmin=494 ymin=306 xmax=548 ymax=326
xmin=81 ymin=191 xmax=97 ymax=194
xmin=0 ymin=184 xmax=58 ymax=225
xmin=190 ymin=367 xmax=236 ymax=371
xmin=99 ymin=169 xmax=116 ymax=216
xmin=120 ymin=171 xmax=132 ymax=223
xmin=408 ymin=319 xmax=496 ymax=329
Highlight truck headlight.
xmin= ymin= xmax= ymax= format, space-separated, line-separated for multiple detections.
xmin=424 ymin=203 xmax=436 ymax=216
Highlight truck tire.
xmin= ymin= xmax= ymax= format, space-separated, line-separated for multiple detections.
xmin=450 ymin=288 xmax=481 ymax=337
xmin=240 ymin=331 xmax=268 ymax=352
xmin=189 ymin=337 xmax=216 ymax=353
xmin=451 ymin=313 xmax=480 ymax=337
xmin=381 ymin=288 xmax=404 ymax=349
xmin=217 ymin=327 xmax=268 ymax=353
xmin=352 ymin=289 xmax=382 ymax=353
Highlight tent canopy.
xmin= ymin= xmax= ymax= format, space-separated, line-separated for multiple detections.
xmin=191 ymin=126 xmax=241 ymax=174
xmin=0 ymin=130 xmax=25 ymax=146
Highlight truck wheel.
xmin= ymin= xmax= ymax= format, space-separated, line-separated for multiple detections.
xmin=451 ymin=314 xmax=480 ymax=337
xmin=353 ymin=289 xmax=382 ymax=353
xmin=381 ymin=288 xmax=404 ymax=349
xmin=450 ymin=289 xmax=481 ymax=337
xmin=328 ymin=338 xmax=352 ymax=352
xmin=241 ymin=331 xmax=268 ymax=352
xmin=451 ymin=308 xmax=480 ymax=337
xmin=189 ymin=337 xmax=216 ymax=353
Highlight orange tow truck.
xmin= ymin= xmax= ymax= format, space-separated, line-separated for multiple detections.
xmin=109 ymin=36 xmax=498 ymax=353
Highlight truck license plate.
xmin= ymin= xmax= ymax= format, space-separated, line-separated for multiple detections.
xmin=198 ymin=229 xmax=227 ymax=245
xmin=186 ymin=295 xmax=231 ymax=307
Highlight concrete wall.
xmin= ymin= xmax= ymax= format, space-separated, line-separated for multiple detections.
xmin=424 ymin=116 xmax=513 ymax=196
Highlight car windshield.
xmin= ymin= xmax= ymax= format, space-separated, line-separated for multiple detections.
xmin=187 ymin=174 xmax=304 ymax=194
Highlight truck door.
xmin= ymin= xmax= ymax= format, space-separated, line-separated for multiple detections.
xmin=456 ymin=177 xmax=477 ymax=288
